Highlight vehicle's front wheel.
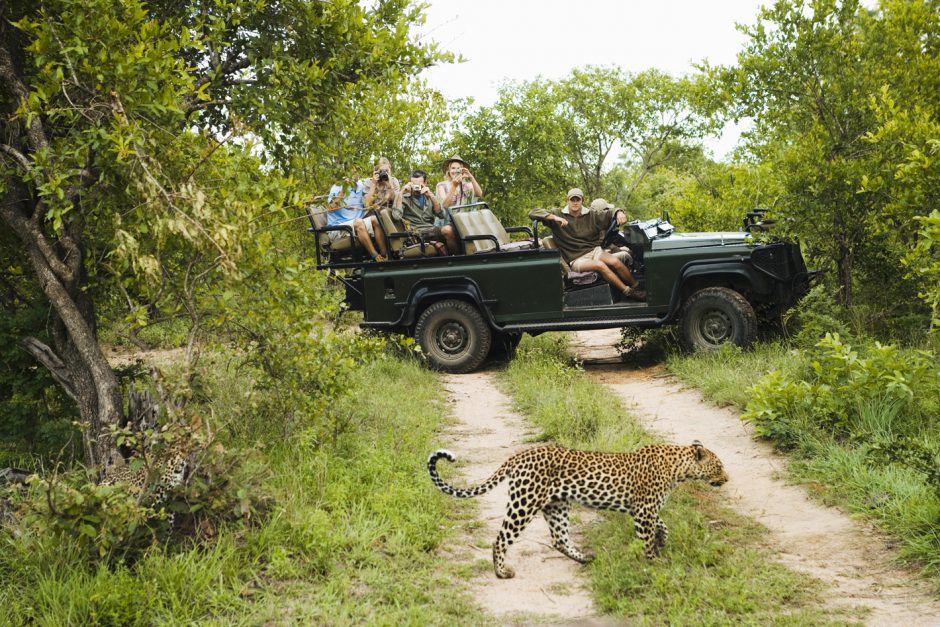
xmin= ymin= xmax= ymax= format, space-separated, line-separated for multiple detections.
xmin=680 ymin=287 xmax=756 ymax=352
xmin=415 ymin=299 xmax=492 ymax=373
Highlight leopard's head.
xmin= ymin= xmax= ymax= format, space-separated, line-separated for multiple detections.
xmin=687 ymin=441 xmax=728 ymax=487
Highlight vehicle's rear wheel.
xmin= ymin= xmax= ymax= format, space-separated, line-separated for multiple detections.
xmin=680 ymin=287 xmax=756 ymax=352
xmin=415 ymin=299 xmax=492 ymax=373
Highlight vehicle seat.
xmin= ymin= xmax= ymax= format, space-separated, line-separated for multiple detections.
xmin=306 ymin=205 xmax=357 ymax=262
xmin=539 ymin=235 xmax=601 ymax=286
xmin=451 ymin=209 xmax=535 ymax=254
xmin=377 ymin=208 xmax=441 ymax=259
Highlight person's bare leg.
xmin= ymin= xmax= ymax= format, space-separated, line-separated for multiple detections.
xmin=578 ymin=259 xmax=628 ymax=293
xmin=369 ymin=215 xmax=388 ymax=256
xmin=599 ymin=251 xmax=638 ymax=287
xmin=353 ymin=219 xmax=380 ymax=258
xmin=441 ymin=225 xmax=459 ymax=255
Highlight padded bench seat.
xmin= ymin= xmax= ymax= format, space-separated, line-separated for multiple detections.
xmin=450 ymin=209 xmax=535 ymax=254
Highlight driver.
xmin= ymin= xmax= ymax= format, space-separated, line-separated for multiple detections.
xmin=529 ymin=189 xmax=646 ymax=301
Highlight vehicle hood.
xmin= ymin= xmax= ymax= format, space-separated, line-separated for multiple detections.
xmin=650 ymin=232 xmax=750 ymax=251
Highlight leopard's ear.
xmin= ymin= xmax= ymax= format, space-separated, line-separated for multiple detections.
xmin=692 ymin=440 xmax=704 ymax=460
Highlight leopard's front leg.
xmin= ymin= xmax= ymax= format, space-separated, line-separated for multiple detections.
xmin=654 ymin=517 xmax=669 ymax=550
xmin=542 ymin=501 xmax=594 ymax=564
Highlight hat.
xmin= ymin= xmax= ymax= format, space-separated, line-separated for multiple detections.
xmin=590 ymin=197 xmax=615 ymax=212
xmin=566 ymin=188 xmax=584 ymax=200
xmin=442 ymin=155 xmax=470 ymax=173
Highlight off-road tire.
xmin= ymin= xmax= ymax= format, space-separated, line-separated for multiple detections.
xmin=680 ymin=287 xmax=757 ymax=352
xmin=415 ymin=299 xmax=492 ymax=373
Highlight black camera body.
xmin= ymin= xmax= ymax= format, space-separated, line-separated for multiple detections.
xmin=377 ymin=170 xmax=389 ymax=182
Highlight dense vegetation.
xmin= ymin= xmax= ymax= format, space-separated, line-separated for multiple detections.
xmin=1 ymin=0 xmax=938 ymax=620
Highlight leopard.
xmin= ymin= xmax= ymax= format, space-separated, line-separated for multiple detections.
xmin=427 ymin=441 xmax=728 ymax=579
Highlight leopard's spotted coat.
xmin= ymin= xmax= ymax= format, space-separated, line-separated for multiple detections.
xmin=428 ymin=441 xmax=728 ymax=579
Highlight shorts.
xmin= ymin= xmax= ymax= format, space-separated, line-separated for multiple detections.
xmin=327 ymin=216 xmax=374 ymax=241
xmin=569 ymin=246 xmax=604 ymax=272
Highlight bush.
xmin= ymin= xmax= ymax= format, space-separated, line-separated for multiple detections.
xmin=786 ymin=283 xmax=852 ymax=349
xmin=618 ymin=326 xmax=679 ymax=366
xmin=743 ymin=333 xmax=935 ymax=442
xmin=6 ymin=416 xmax=268 ymax=569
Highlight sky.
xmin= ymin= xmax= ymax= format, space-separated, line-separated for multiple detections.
xmin=418 ymin=0 xmax=770 ymax=159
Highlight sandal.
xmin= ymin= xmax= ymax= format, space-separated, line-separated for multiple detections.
xmin=622 ymin=285 xmax=647 ymax=301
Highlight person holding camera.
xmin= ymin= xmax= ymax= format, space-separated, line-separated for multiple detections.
xmin=326 ymin=170 xmax=389 ymax=262
xmin=364 ymin=156 xmax=400 ymax=210
xmin=436 ymin=156 xmax=483 ymax=217
xmin=393 ymin=169 xmax=458 ymax=255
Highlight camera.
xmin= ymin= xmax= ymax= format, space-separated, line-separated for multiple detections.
xmin=412 ymin=183 xmax=422 ymax=193
xmin=377 ymin=170 xmax=389 ymax=182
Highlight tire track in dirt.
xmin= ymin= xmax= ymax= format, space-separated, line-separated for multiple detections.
xmin=571 ymin=329 xmax=940 ymax=625
xmin=438 ymin=372 xmax=609 ymax=625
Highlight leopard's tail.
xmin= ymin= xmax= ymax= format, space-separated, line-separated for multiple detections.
xmin=427 ymin=449 xmax=509 ymax=498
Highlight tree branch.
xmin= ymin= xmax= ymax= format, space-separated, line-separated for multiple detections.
xmin=0 ymin=143 xmax=31 ymax=172
xmin=20 ymin=336 xmax=78 ymax=402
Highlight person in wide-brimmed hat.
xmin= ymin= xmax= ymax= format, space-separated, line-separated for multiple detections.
xmin=436 ymin=155 xmax=484 ymax=217
xmin=528 ymin=189 xmax=646 ymax=301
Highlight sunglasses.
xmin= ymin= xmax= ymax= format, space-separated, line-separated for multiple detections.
xmin=569 ymin=197 xmax=583 ymax=201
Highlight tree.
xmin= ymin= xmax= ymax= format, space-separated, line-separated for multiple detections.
xmin=448 ymin=67 xmax=716 ymax=223
xmin=723 ymin=0 xmax=940 ymax=314
xmin=0 ymin=0 xmax=449 ymax=475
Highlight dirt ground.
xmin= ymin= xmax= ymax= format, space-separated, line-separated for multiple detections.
xmin=571 ymin=328 xmax=940 ymax=625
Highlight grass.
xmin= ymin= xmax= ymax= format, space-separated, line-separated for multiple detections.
xmin=0 ymin=355 xmax=485 ymax=625
xmin=667 ymin=342 xmax=940 ymax=588
xmin=494 ymin=334 xmax=858 ymax=624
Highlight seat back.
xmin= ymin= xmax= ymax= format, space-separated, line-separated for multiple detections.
xmin=378 ymin=209 xmax=406 ymax=256
xmin=306 ymin=205 xmax=357 ymax=254
xmin=377 ymin=208 xmax=440 ymax=259
xmin=450 ymin=210 xmax=488 ymax=254
xmin=451 ymin=208 xmax=534 ymax=254
xmin=305 ymin=205 xmax=331 ymax=249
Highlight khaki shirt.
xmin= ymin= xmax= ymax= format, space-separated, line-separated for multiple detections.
xmin=393 ymin=191 xmax=442 ymax=230
xmin=528 ymin=206 xmax=618 ymax=264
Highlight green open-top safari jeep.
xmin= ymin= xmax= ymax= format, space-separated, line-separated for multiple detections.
xmin=307 ymin=203 xmax=812 ymax=373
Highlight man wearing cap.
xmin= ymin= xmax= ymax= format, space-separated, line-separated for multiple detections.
xmin=393 ymin=169 xmax=459 ymax=254
xmin=436 ymin=155 xmax=484 ymax=214
xmin=529 ymin=189 xmax=646 ymax=301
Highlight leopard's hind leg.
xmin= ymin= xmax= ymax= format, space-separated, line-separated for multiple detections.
xmin=492 ymin=482 xmax=548 ymax=579
xmin=542 ymin=501 xmax=593 ymax=564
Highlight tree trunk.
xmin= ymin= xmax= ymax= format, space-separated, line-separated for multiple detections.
xmin=836 ymin=239 xmax=854 ymax=308
xmin=1 ymin=190 xmax=123 ymax=477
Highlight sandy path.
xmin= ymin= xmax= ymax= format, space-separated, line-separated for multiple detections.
xmin=571 ymin=329 xmax=940 ymax=625
xmin=439 ymin=372 xmax=608 ymax=625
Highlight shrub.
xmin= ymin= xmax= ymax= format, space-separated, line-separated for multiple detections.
xmin=786 ymin=283 xmax=852 ymax=349
xmin=6 ymin=416 xmax=268 ymax=569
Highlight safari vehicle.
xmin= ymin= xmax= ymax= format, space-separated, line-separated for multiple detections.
xmin=307 ymin=203 xmax=812 ymax=373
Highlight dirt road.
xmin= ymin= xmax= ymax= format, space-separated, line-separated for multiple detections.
xmin=571 ymin=329 xmax=940 ymax=625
